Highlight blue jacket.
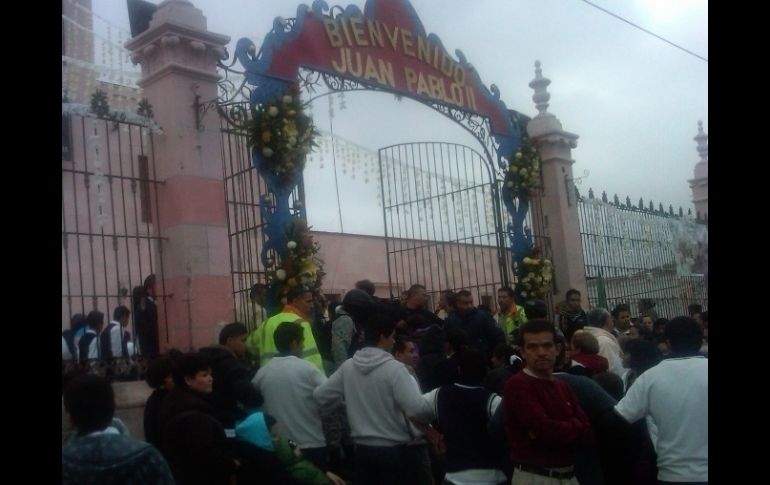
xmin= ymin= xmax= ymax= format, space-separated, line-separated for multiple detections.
xmin=445 ymin=309 xmax=505 ymax=355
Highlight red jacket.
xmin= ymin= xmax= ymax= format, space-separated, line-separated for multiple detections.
xmin=503 ymin=371 xmax=594 ymax=467
xmin=571 ymin=352 xmax=609 ymax=376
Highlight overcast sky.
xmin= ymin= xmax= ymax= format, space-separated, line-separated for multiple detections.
xmin=92 ymin=0 xmax=708 ymax=236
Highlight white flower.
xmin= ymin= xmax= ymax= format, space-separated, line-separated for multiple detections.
xmin=515 ymin=152 xmax=522 ymax=159
xmin=288 ymin=136 xmax=297 ymax=146
xmin=282 ymin=95 xmax=293 ymax=104
xmin=287 ymin=241 xmax=297 ymax=249
xmin=268 ymin=106 xmax=279 ymax=117
xmin=521 ymin=291 xmax=528 ymax=297
xmin=522 ymin=257 xmax=532 ymax=264
xmin=511 ymin=166 xmax=519 ymax=174
xmin=275 ymin=269 xmax=287 ymax=280
xmin=506 ymin=181 xmax=514 ymax=187
xmin=520 ymin=169 xmax=528 ymax=177
xmin=262 ymin=147 xmax=274 ymax=157
xmin=527 ymin=272 xmax=535 ymax=279
xmin=543 ymin=259 xmax=552 ymax=266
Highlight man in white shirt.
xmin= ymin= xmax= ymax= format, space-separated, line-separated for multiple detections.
xmin=583 ymin=308 xmax=624 ymax=376
xmin=614 ymin=316 xmax=707 ymax=484
xmin=253 ymin=321 xmax=329 ymax=470
xmin=101 ymin=306 xmax=131 ymax=359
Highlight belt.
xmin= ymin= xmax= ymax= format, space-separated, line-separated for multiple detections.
xmin=513 ymin=463 xmax=574 ymax=479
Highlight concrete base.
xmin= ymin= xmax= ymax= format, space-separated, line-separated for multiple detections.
xmin=62 ymin=380 xmax=153 ymax=444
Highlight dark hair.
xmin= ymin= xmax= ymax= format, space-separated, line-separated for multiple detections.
xmin=287 ymin=285 xmax=312 ymax=303
xmin=445 ymin=326 xmax=469 ymax=352
xmin=145 ymin=356 xmax=174 ymax=389
xmin=172 ymin=352 xmax=212 ymax=388
xmin=219 ymin=322 xmax=248 ymax=345
xmin=498 ymin=286 xmax=515 ymax=299
xmin=273 ymin=321 xmax=304 ymax=353
xmin=455 ymin=289 xmax=472 ymax=299
xmin=611 ymin=304 xmax=630 ymax=317
xmin=620 ymin=338 xmax=660 ymax=374
xmin=441 ymin=290 xmax=457 ymax=306
xmin=392 ymin=335 xmax=414 ymax=355
xmin=653 ymin=318 xmax=669 ymax=330
xmin=406 ymin=284 xmax=426 ymax=298
xmin=113 ymin=305 xmax=131 ymax=322
xmin=364 ymin=313 xmax=396 ymax=345
xmin=63 ymin=375 xmax=115 ymax=435
xmin=700 ymin=311 xmax=708 ymax=326
xmin=566 ymin=289 xmax=581 ymax=300
xmin=70 ymin=313 xmax=87 ymax=332
xmin=492 ymin=343 xmax=515 ymax=364
xmin=143 ymin=274 xmax=156 ymax=292
xmin=86 ymin=310 xmax=105 ymax=330
xmin=249 ymin=283 xmax=268 ymax=300
xmin=586 ymin=308 xmax=611 ymax=328
xmin=593 ymin=372 xmax=624 ymax=401
xmin=458 ymin=349 xmax=488 ymax=385
xmin=517 ymin=319 xmax=557 ymax=346
xmin=342 ymin=289 xmax=373 ymax=321
xmin=477 ymin=304 xmax=492 ymax=314
xmin=687 ymin=304 xmax=703 ymax=316
xmin=665 ymin=316 xmax=703 ymax=354
xmin=355 ymin=279 xmax=376 ymax=296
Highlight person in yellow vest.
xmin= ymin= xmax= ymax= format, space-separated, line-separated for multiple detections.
xmin=493 ymin=286 xmax=528 ymax=344
xmin=247 ymin=286 xmax=324 ymax=374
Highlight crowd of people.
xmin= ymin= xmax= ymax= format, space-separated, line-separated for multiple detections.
xmin=62 ymin=279 xmax=708 ymax=485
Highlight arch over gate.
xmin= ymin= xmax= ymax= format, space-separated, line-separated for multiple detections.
xmin=215 ymin=0 xmax=545 ymax=312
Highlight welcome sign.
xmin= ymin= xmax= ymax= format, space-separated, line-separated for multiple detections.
xmin=237 ymin=0 xmax=518 ymax=143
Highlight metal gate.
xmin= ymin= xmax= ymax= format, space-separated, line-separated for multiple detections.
xmin=218 ymin=101 xmax=305 ymax=331
xmin=62 ymin=111 xmax=169 ymax=350
xmin=379 ymin=142 xmax=510 ymax=309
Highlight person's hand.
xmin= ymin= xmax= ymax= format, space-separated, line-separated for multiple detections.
xmin=325 ymin=471 xmax=346 ymax=485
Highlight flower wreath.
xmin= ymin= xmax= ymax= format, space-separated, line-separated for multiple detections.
xmin=503 ymin=138 xmax=541 ymax=198
xmin=266 ymin=218 xmax=325 ymax=300
xmin=514 ymin=247 xmax=553 ymax=302
xmin=246 ymin=85 xmax=318 ymax=183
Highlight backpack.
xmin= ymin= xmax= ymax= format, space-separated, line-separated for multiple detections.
xmin=79 ymin=332 xmax=98 ymax=364
xmin=62 ymin=329 xmax=77 ymax=360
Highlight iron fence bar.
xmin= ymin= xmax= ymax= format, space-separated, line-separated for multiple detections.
xmin=61 ymin=167 xmax=164 ymax=185
xmin=145 ymin=127 xmax=170 ymax=346
xmin=430 ymin=143 xmax=452 ymax=291
xmin=83 ymin=120 xmax=100 ymax=312
xmin=126 ymin=126 xmax=146 ymax=317
xmin=74 ymin=117 xmax=87 ymax=315
xmin=379 ymin=148 xmax=394 ymax=299
xmin=99 ymin=119 xmax=114 ymax=319
xmin=221 ymin=129 xmax=239 ymax=323
xmin=417 ymin=144 xmax=435 ymax=294
xmin=453 ymin=144 xmax=474 ymax=290
xmin=406 ymin=144 xmax=420 ymax=286
xmin=116 ymin=124 xmax=137 ymax=342
xmin=395 ymin=145 xmax=410 ymax=290
xmin=63 ymin=184 xmax=73 ymax=323
xmin=462 ymin=146 xmax=483 ymax=296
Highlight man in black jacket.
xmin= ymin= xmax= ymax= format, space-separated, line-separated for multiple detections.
xmin=445 ymin=290 xmax=505 ymax=357
xmin=199 ymin=322 xmax=264 ymax=429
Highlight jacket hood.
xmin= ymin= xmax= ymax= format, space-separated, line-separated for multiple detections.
xmin=235 ymin=411 xmax=274 ymax=452
xmin=352 ymin=346 xmax=395 ymax=375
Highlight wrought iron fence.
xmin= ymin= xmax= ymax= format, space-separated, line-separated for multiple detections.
xmin=578 ymin=189 xmax=708 ymax=318
xmin=62 ymin=111 xmax=169 ymax=372
xmin=218 ymin=102 xmax=305 ymax=331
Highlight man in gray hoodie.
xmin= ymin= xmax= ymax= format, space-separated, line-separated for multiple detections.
xmin=314 ymin=314 xmax=433 ymax=485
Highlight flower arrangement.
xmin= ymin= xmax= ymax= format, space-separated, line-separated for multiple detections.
xmin=266 ymin=218 xmax=325 ymax=300
xmin=503 ymin=138 xmax=541 ymax=198
xmin=246 ymin=84 xmax=318 ymax=183
xmin=514 ymin=247 xmax=553 ymax=302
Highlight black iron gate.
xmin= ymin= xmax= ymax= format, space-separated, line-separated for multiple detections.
xmin=379 ymin=142 xmax=510 ymax=309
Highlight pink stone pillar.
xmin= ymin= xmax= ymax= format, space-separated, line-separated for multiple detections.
xmin=527 ymin=61 xmax=588 ymax=303
xmin=126 ymin=1 xmax=232 ymax=351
